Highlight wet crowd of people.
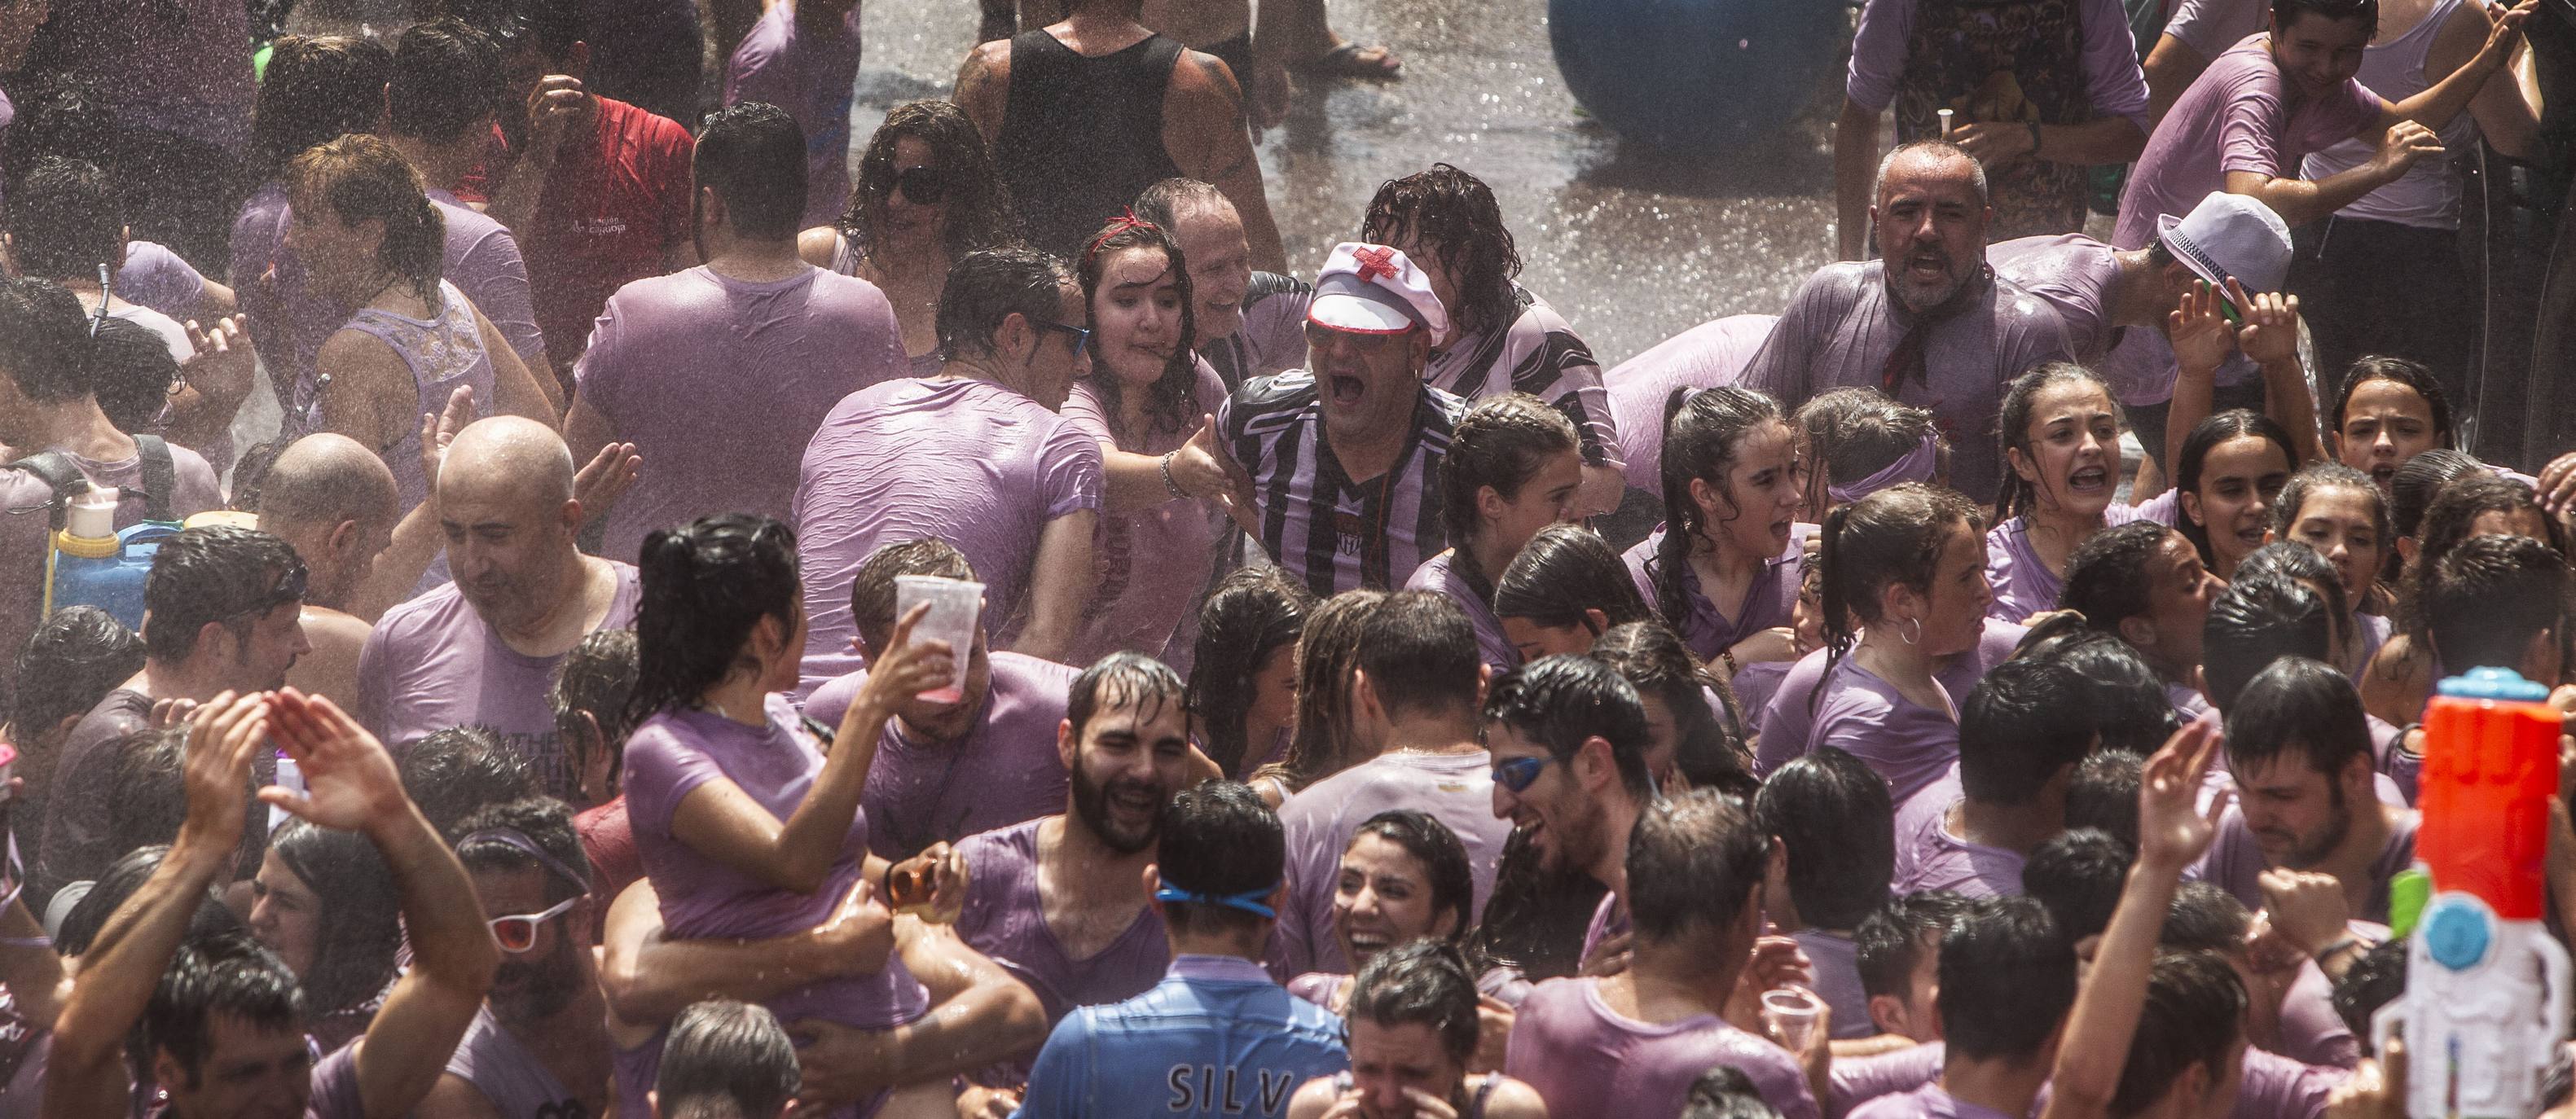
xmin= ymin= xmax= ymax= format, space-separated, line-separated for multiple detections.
xmin=2 ymin=0 xmax=2575 ymax=1114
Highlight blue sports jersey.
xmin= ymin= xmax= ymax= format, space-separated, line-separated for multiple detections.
xmin=1013 ymin=954 xmax=1349 ymax=1118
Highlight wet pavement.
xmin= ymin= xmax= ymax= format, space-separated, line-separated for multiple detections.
xmin=851 ymin=0 xmax=1851 ymax=367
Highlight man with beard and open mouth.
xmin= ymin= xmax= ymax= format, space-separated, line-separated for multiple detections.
xmin=1481 ymin=654 xmax=1656 ymax=976
xmin=420 ymin=796 xmax=613 ymax=1119
xmin=2199 ymin=657 xmax=2416 ymax=926
xmin=1215 ymin=241 xmax=1469 ymax=599
xmin=1740 ymin=141 xmax=2076 ymax=502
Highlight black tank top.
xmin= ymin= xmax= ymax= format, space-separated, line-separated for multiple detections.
xmin=994 ymin=29 xmax=1189 ymax=260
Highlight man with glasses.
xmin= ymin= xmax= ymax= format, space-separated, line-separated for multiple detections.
xmin=1482 ymin=654 xmax=1655 ymax=974
xmin=1214 ymin=242 xmax=1467 ymax=598
xmin=34 ymin=526 xmax=310 ymax=906
xmin=418 ymin=796 xmax=612 ymax=1119
xmin=565 ymin=102 xmax=911 ymax=566
xmin=792 ymin=247 xmax=1103 ymax=691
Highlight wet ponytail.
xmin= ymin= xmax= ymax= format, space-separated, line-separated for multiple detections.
xmin=627 ymin=513 xmax=802 ymax=726
xmin=1652 ymin=385 xmax=1787 ymax=629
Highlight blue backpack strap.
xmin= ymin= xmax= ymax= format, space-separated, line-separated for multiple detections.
xmin=4 ymin=451 xmax=90 ymax=529
xmin=132 ymin=435 xmax=175 ymax=522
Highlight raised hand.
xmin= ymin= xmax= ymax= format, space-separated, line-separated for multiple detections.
xmin=258 ymin=687 xmax=407 ymax=836
xmin=2372 ymin=120 xmax=2445 ymax=178
xmin=180 ymin=315 xmax=255 ymax=403
xmin=417 ymin=383 xmax=477 ymax=492
xmin=2232 ymin=279 xmax=2302 ymax=368
xmin=1167 ymin=415 xmax=1234 ymax=502
xmin=574 ymin=440 xmax=642 ymax=526
xmin=855 ymin=603 xmax=957 ymax=713
xmin=2140 ymin=713 xmax=2228 ymax=871
xmin=2258 ymin=867 xmax=2353 ymax=958
xmin=2168 ymin=280 xmax=2236 ymax=375
xmin=178 ymin=691 xmax=269 ymax=856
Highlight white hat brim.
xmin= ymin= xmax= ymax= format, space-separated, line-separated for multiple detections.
xmin=1308 ymin=293 xmax=1419 ymax=336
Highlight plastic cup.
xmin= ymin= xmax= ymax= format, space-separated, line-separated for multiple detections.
xmin=1761 ymin=989 xmax=1823 ymax=1052
xmin=1937 ymin=108 xmax=1955 ymax=138
xmin=894 ymin=575 xmax=982 ymax=703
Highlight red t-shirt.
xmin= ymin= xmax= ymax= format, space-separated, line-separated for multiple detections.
xmin=574 ymin=794 xmax=644 ymax=911
xmin=461 ymin=97 xmax=695 ymax=370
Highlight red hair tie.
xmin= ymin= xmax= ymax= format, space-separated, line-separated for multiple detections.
xmin=1084 ymin=208 xmax=1160 ymax=265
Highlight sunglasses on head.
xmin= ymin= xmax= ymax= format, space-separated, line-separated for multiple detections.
xmin=892 ymin=165 xmax=950 ymax=206
xmin=487 ymin=895 xmax=580 ymax=954
xmin=1492 ymin=753 xmax=1563 ymax=794
xmin=224 ymin=560 xmax=310 ymax=623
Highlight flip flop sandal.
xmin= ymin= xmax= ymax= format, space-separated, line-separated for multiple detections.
xmin=1295 ymin=40 xmax=1403 ymax=78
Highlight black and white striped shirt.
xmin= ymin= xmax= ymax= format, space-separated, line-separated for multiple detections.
xmin=1423 ymin=283 xmax=1622 ymax=472
xmin=1217 ymin=371 xmax=1469 ymax=599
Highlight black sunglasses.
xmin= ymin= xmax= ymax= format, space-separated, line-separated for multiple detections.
xmin=225 ymin=560 xmax=310 ymax=623
xmin=892 ymin=165 xmax=950 ymax=206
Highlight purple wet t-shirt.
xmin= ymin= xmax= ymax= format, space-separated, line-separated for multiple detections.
xmin=1757 ymin=619 xmax=2023 ymax=764
xmin=2237 ymin=1047 xmax=2347 ymax=1119
xmin=1790 ymin=928 xmax=1875 ymax=1040
xmin=428 ymin=188 xmax=545 ymax=364
xmin=1404 ymin=551 xmax=1518 ymax=674
xmin=1058 ymin=360 xmax=1229 ymax=668
xmin=1604 ymin=314 xmax=1778 ymax=493
xmin=356 ymin=562 xmax=640 ymax=800
xmin=1849 ymin=1082 xmax=2017 ymax=1119
xmin=1890 ymin=778 xmax=2026 ymax=898
xmin=2114 ymin=34 xmax=2383 ymax=252
xmin=791 ymin=377 xmax=1103 ymax=696
xmin=1274 ymin=750 xmax=1513 ymax=977
xmin=953 ymin=818 xmax=1168 ymax=1025
xmin=1831 ymin=1043 xmax=1944 ymax=1119
xmin=1982 ymin=496 xmax=2172 ymax=624
xmin=1624 ymin=524 xmax=1814 ymax=663
xmin=576 ymin=264 xmax=908 ymax=564
xmin=2165 ymin=0 xmax=2269 ymax=60
xmin=1807 ymin=657 xmax=1960 ymax=806
xmin=723 ymin=1 xmax=864 ymax=229
xmin=805 ymin=651 xmax=1075 ymax=858
xmin=116 ymin=241 xmax=209 ymax=319
xmin=1506 ymin=976 xmax=1820 ymax=1119
xmin=2198 ymin=806 xmax=2419 ymax=924
xmin=442 ymin=1005 xmax=584 ymax=1117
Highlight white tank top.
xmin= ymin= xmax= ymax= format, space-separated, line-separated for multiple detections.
xmin=2299 ymin=0 xmax=2478 ymax=230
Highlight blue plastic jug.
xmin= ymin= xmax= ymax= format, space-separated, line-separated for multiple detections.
xmin=46 ymin=520 xmax=180 ymax=632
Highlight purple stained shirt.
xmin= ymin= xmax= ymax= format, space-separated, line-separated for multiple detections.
xmin=790 ymin=377 xmax=1104 ymax=696
xmin=953 ymin=817 xmax=1169 ymax=1025
xmin=574 ymin=264 xmax=908 ymax=564
xmin=1982 ymin=495 xmax=2172 ymax=624
xmin=1848 ymin=1082 xmax=2018 ymax=1119
xmin=1603 ymin=314 xmax=1778 ymax=493
xmin=1058 ymin=359 xmax=1229 ymax=668
xmin=2114 ymin=34 xmax=2385 ymax=252
xmin=116 ymin=241 xmax=209 ymax=319
xmin=427 ymin=188 xmax=546 ymax=363
xmin=2275 ymin=958 xmax=2362 ymax=1069
xmin=622 ymin=696 xmax=930 ymax=1033
xmin=1759 ymin=619 xmax=2024 ymax=768
xmin=1274 ymin=750 xmax=1514 ymax=977
xmin=1791 ymin=928 xmax=1875 ymax=1040
xmin=1845 ymin=0 xmax=2152 ymax=134
xmin=2197 ymin=805 xmax=2420 ymax=924
xmin=804 ymin=651 xmax=1076 ymax=858
xmin=2237 ymin=1048 xmax=2347 ymax=1119
xmin=1831 ymin=1043 xmax=1943 ymax=1119
xmin=1404 ymin=551 xmax=1519 ymax=674
xmin=1891 ymin=782 xmax=2026 ymax=898
xmin=1990 ymin=233 xmax=2270 ymax=408
xmin=355 ymin=562 xmax=641 ymax=801
xmin=2165 ymin=0 xmax=2269 ymax=62
xmin=1736 ymin=263 xmax=2074 ymax=498
xmin=1809 ymin=657 xmax=1961 ymax=807
xmin=1580 ymin=890 xmax=1630 ymax=966
xmin=1506 ymin=976 xmax=1821 ymax=1119
xmin=442 ymin=1005 xmax=583 ymax=1117
xmin=1623 ymin=524 xmax=1815 ymax=663
xmin=723 ymin=1 xmax=864 ymax=229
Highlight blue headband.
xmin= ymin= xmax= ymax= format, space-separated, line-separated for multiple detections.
xmin=1154 ymin=885 xmax=1278 ymax=919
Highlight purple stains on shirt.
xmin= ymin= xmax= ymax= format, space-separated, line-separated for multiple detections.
xmin=1506 ymin=976 xmax=1821 ymax=1119
xmin=1848 ymin=1082 xmax=2019 ymax=1119
xmin=806 ymin=652 xmax=1076 ymax=859
xmin=1604 ymin=314 xmax=1778 ymax=494
xmin=1275 ymin=750 xmax=1513 ymax=976
xmin=2114 ymin=34 xmax=2382 ymax=253
xmin=1845 ymin=0 xmax=2152 ymax=134
xmin=1791 ymin=928 xmax=1876 ymax=1040
xmin=1983 ymin=498 xmax=2167 ymax=624
xmin=1404 ymin=551 xmax=1519 ymax=674
xmin=1759 ymin=620 xmax=2024 ymax=768
xmin=1808 ymin=657 xmax=1961 ymax=808
xmin=1624 ymin=524 xmax=1814 ymax=662
xmin=954 ymin=818 xmax=1169 ymax=1025
xmin=427 ymin=189 xmax=546 ymax=363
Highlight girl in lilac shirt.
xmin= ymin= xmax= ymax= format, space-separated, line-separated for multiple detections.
xmin=2172 ymin=410 xmax=2301 ymax=581
xmin=2060 ymin=521 xmax=2227 ymax=724
xmin=1624 ymin=386 xmax=1815 ymax=681
xmin=1409 ymin=393 xmax=1588 ymax=674
xmin=1800 ymin=484 xmax=1994 ymax=804
xmin=1986 ymin=364 xmax=2170 ymax=624
xmin=619 ymin=513 xmax=956 ymax=1119
xmin=1495 ymin=524 xmax=1657 ymax=662
xmin=1188 ymin=567 xmax=1314 ymax=780
xmin=2271 ymin=463 xmax=2396 ymax=677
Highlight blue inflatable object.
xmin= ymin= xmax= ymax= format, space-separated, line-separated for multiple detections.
xmin=1548 ymin=0 xmax=1845 ymax=152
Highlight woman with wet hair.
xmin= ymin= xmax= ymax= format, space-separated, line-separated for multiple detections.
xmin=1413 ymin=393 xmax=1586 ymax=673
xmin=1285 ymin=810 xmax=1475 ymax=1011
xmin=800 ymin=100 xmax=1022 ymax=375
xmin=1250 ymin=589 xmax=1387 ymax=806
xmin=1188 ymin=567 xmax=1316 ymax=781
xmin=250 ymin=819 xmax=402 ymax=1051
xmin=1627 ymin=385 xmax=1813 ymax=692
xmin=1794 ymin=388 xmax=1948 ymax=517
xmin=1986 ymin=362 xmax=2170 ymax=625
xmin=1592 ymin=620 xmax=1758 ymax=796
xmin=1493 ymin=524 xmax=1656 ymax=665
xmin=2329 ymin=356 xmax=2455 ymax=494
xmin=2169 ymin=409 xmax=2300 ymax=581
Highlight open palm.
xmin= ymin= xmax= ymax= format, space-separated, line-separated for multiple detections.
xmin=260 ymin=687 xmax=405 ymax=833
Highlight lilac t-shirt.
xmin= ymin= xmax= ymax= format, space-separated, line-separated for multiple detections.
xmin=117 ymin=241 xmax=209 ymax=319
xmin=1982 ymin=495 xmax=2172 ymax=624
xmin=575 ymin=264 xmax=908 ymax=564
xmin=0 ymin=441 xmax=223 ymax=713
xmin=1274 ymin=750 xmax=1514 ymax=976
xmin=1890 ymin=780 xmax=2026 ymax=898
xmin=1507 ymin=976 xmax=1821 ymax=1119
xmin=1757 ymin=620 xmax=2024 ymax=766
xmin=2113 ymin=34 xmax=2385 ymax=252
xmin=355 ymin=562 xmax=641 ymax=800
xmin=1623 ymin=524 xmax=1815 ymax=663
xmin=1737 ymin=263 xmax=2075 ymax=498
xmin=2238 ymin=1047 xmax=2348 ymax=1119
xmin=2197 ymin=805 xmax=2420 ymax=923
xmin=1058 ymin=359 xmax=1229 ymax=668
xmin=1603 ymin=314 xmax=1778 ymax=493
xmin=1808 ymin=657 xmax=1961 ymax=806
xmin=1404 ymin=551 xmax=1518 ymax=674
xmin=428 ymin=188 xmax=546 ymax=363
xmin=1791 ymin=928 xmax=1876 ymax=1040
xmin=1845 ymin=0 xmax=2152 ymax=134
xmin=442 ymin=1005 xmax=583 ymax=1117
xmin=1831 ymin=1043 xmax=1944 ymax=1119
xmin=804 ymin=651 xmax=1076 ymax=858
xmin=790 ymin=377 xmax=1104 ymax=696
xmin=723 ymin=2 xmax=864 ymax=229
xmin=1986 ymin=235 xmax=2130 ymax=363
xmin=622 ymin=696 xmax=930 ymax=1033
xmin=953 ymin=818 xmax=1169 ymax=1024
xmin=1848 ymin=1083 xmax=2016 ymax=1119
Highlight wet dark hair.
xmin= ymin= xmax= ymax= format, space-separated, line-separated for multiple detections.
xmin=697 ymin=102 xmax=809 ymax=243
xmin=398 ymin=724 xmax=540 ymax=840
xmin=2024 ymin=629 xmax=2180 ymax=757
xmin=1347 ymin=810 xmax=1476 ymax=939
xmin=2108 ymin=951 xmax=2248 ymax=1119
xmin=1067 ymin=651 xmax=1187 ymax=742
xmin=144 ymin=932 xmax=307 ymax=1087
xmin=2389 ymin=448 xmax=2481 ymax=541
xmin=631 ymin=514 xmax=801 ymax=726
xmin=1441 ymin=393 xmax=1581 ymax=560
xmin=2225 ymin=656 xmax=2371 ymax=781
xmin=659 ymin=1000 xmax=801 ymax=1119
xmin=0 ymin=276 xmax=96 ymax=402
xmin=1681 ymin=1066 xmax=1784 ymax=1119
xmin=1360 ymin=164 xmax=1520 ymax=336
xmin=847 ymin=538 xmax=978 ymax=656
xmin=5 ymin=605 xmax=143 ymax=748
xmin=1592 ymin=620 xmax=1757 ymax=795
xmin=455 ymin=795 xmax=593 ymax=908
xmin=1186 ymin=567 xmax=1313 ymax=777
xmin=87 ymin=316 xmax=182 ymax=434
xmin=551 ymin=628 xmax=640 ymax=792
xmin=1811 ymin=483 xmax=1980 ymax=710
xmin=1937 ymin=896 xmax=2076 ymax=1061
xmin=2403 ymin=474 xmax=2572 ymax=640
xmin=2331 ymin=354 xmax=2451 ymax=445
xmin=8 ymin=156 xmax=121 ymax=279
xmin=55 ymin=845 xmax=244 ymax=958
xmin=2273 ymin=462 xmax=2390 ymax=569
xmin=142 ymin=526 xmax=305 ymax=663
xmin=1996 ymin=362 xmax=2115 ymax=520
xmin=2332 ymin=938 xmax=2408 ymax=1051
xmin=1347 ymin=938 xmax=1484 ymax=1062
xmin=389 ymin=18 xmax=503 ymax=145
xmin=1493 ymin=524 xmax=1654 ymax=632
xmin=1463 ymin=827 xmax=1606 ymax=982
xmin=2202 ymin=573 xmax=2332 ymax=712
xmin=2066 ymin=748 xmax=2146 ymax=851
xmin=246 ymin=34 xmax=392 ymax=186
xmin=2060 ymin=521 xmax=2179 ymax=634
xmin=1649 ymin=387 xmax=1791 ymax=630
xmin=1482 ymin=654 xmax=1653 ymax=801
xmin=267 ymin=818 xmax=401 ymax=1016
xmin=2021 ymin=828 xmax=2132 ymax=941
xmin=936 ymin=246 xmax=1075 ymax=362
xmin=1357 ymin=591 xmax=1484 ymax=721
xmin=2427 ymin=532 xmax=2572 ymax=677
xmin=842 ymin=100 xmax=1020 ymax=265
xmin=1625 ymin=788 xmax=1769 ymax=942
xmin=1958 ymin=658 xmax=2094 ymax=805
xmin=1856 ymin=889 xmax=1972 ymax=999
xmin=2235 ymin=539 xmax=2350 ymax=621
xmin=2173 ymin=409 xmax=2299 ymax=569
xmin=1078 ymin=216 xmax=1200 ymax=437
xmin=1796 ymin=388 xmax=1947 ymax=508
xmin=104 ymin=727 xmax=189 ymax=861
xmin=1264 ymin=590 xmax=1387 ymax=795
xmin=285 ymin=134 xmax=448 ymax=305
xmin=1155 ymin=780 xmax=1283 ymax=937
xmin=1752 ymin=747 xmax=1893 ymax=930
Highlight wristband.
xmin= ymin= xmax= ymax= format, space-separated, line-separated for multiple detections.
xmin=1159 ymin=451 xmax=1187 ymax=499
xmin=1719 ymin=648 xmax=1742 ymax=677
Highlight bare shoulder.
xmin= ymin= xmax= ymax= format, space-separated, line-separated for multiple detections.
xmin=1483 ymin=1075 xmax=1553 ymax=1119
xmin=798 ymin=226 xmax=846 ymax=268
xmin=1283 ymin=1075 xmax=1342 ymax=1119
xmin=1169 ymin=46 xmax=1245 ymax=102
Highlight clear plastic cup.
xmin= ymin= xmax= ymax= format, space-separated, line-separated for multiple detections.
xmin=1761 ymin=988 xmax=1823 ymax=1052
xmin=894 ymin=575 xmax=982 ymax=703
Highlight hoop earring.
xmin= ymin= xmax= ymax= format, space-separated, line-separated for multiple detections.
xmin=1899 ymin=617 xmax=1922 ymax=647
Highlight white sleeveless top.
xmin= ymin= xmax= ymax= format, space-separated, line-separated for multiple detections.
xmin=2299 ymin=0 xmax=2479 ymax=230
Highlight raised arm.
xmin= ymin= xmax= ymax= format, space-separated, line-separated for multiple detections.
xmin=2432 ymin=0 xmax=2545 ymax=160
xmin=476 ymin=305 xmax=561 ymax=419
xmin=2162 ymin=281 xmax=2231 ymax=479
xmin=165 ymin=315 xmax=257 ymax=453
xmin=262 ymin=687 xmax=500 ymax=1119
xmin=2230 ymin=282 xmax=2326 ymax=465
xmin=345 ymin=386 xmax=477 ymax=621
xmin=598 ymin=875 xmax=895 ymax=1027
xmin=2382 ymin=2 xmax=2533 ymax=132
xmin=1010 ymin=509 xmax=1099 ymax=663
xmin=2223 ymin=124 xmax=2441 ymax=228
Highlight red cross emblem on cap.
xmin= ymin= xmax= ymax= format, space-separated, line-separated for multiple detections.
xmin=1352 ymin=246 xmax=1400 ymax=283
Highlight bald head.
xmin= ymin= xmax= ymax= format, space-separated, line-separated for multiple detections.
xmin=260 ymin=433 xmax=400 ymax=532
xmin=1870 ymin=141 xmax=1994 ymax=314
xmin=436 ymin=417 xmax=587 ymax=627
xmin=439 ymin=416 xmax=577 ymax=509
